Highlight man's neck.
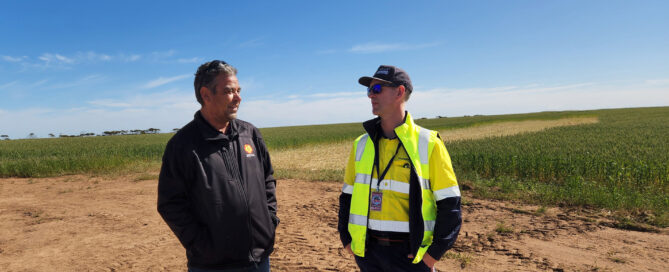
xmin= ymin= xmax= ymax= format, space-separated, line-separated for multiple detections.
xmin=201 ymin=109 xmax=230 ymax=134
xmin=379 ymin=110 xmax=405 ymax=139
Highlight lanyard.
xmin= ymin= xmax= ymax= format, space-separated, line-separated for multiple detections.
xmin=373 ymin=140 xmax=403 ymax=191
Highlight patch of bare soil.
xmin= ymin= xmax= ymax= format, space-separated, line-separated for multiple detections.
xmin=0 ymin=176 xmax=667 ymax=271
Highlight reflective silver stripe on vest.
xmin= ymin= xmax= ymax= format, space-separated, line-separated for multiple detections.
xmin=434 ymin=185 xmax=461 ymax=200
xmin=349 ymin=214 xmax=367 ymax=226
xmin=418 ymin=177 xmax=431 ymax=190
xmin=368 ymin=219 xmax=410 ymax=233
xmin=418 ymin=128 xmax=430 ymax=164
xmin=342 ymin=184 xmax=354 ymax=194
xmin=355 ymin=173 xmax=372 ymax=185
xmin=371 ymin=178 xmax=410 ymax=195
xmin=355 ymin=134 xmax=369 ymax=162
xmin=424 ymin=220 xmax=435 ymax=231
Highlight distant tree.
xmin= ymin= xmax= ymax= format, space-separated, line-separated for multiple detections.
xmin=1 ymin=135 xmax=9 ymax=140
xmin=49 ymin=133 xmax=55 ymax=138
xmin=147 ymin=128 xmax=160 ymax=134
xmin=172 ymin=128 xmax=180 ymax=132
xmin=28 ymin=132 xmax=36 ymax=139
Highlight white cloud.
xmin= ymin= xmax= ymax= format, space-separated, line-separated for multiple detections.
xmin=1 ymin=55 xmax=26 ymax=62
xmin=0 ymin=80 xmax=19 ymax=90
xmin=87 ymin=100 xmax=132 ymax=108
xmin=349 ymin=42 xmax=441 ymax=54
xmin=240 ymin=96 xmax=371 ymax=128
xmin=49 ymin=75 xmax=104 ymax=89
xmin=406 ymin=82 xmax=669 ymax=118
xmin=151 ymin=50 xmax=177 ymax=59
xmin=39 ymin=53 xmax=74 ymax=64
xmin=307 ymin=92 xmax=360 ymax=99
xmin=75 ymin=51 xmax=112 ymax=62
xmin=87 ymin=89 xmax=195 ymax=109
xmin=6 ymin=50 xmax=193 ymax=68
xmin=0 ymin=90 xmax=199 ymax=138
xmin=645 ymin=79 xmax=669 ymax=86
xmin=28 ymin=51 xmax=135 ymax=67
xmin=143 ymin=74 xmax=191 ymax=89
xmin=2 ymin=81 xmax=667 ymax=139
xmin=0 ymin=105 xmax=198 ymax=138
xmin=121 ymin=54 xmax=142 ymax=62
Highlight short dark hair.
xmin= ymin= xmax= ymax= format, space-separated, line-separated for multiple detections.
xmin=194 ymin=60 xmax=238 ymax=105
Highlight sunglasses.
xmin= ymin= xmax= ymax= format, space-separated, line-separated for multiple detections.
xmin=367 ymin=83 xmax=396 ymax=95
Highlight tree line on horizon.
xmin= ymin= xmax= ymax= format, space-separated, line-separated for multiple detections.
xmin=0 ymin=128 xmax=177 ymax=140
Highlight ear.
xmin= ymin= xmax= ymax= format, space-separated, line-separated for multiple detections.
xmin=200 ymin=86 xmax=212 ymax=104
xmin=397 ymin=85 xmax=406 ymax=99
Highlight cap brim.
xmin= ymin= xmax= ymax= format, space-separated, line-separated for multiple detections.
xmin=358 ymin=76 xmax=393 ymax=87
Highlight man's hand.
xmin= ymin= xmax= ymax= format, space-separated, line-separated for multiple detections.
xmin=345 ymin=243 xmax=354 ymax=256
xmin=407 ymin=253 xmax=437 ymax=269
xmin=422 ymin=253 xmax=437 ymax=268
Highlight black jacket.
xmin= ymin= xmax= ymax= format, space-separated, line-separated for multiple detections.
xmin=158 ymin=111 xmax=278 ymax=269
xmin=338 ymin=116 xmax=461 ymax=260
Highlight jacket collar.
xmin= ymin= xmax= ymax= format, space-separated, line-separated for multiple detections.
xmin=362 ymin=111 xmax=413 ymax=141
xmin=194 ymin=111 xmax=238 ymax=141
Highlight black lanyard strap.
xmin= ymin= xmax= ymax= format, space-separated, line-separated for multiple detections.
xmin=374 ymin=140 xmax=403 ymax=191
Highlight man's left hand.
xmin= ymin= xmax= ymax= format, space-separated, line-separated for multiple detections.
xmin=407 ymin=253 xmax=437 ymax=268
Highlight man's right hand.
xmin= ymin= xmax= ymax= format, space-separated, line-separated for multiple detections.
xmin=345 ymin=243 xmax=354 ymax=256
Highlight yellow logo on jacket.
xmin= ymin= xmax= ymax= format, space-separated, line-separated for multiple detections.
xmin=244 ymin=144 xmax=253 ymax=154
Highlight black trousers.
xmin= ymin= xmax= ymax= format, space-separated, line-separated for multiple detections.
xmin=354 ymin=240 xmax=432 ymax=272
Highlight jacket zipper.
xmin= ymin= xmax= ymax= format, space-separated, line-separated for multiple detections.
xmin=222 ymin=141 xmax=254 ymax=261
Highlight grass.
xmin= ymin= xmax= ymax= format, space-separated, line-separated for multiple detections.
xmin=444 ymin=251 xmax=473 ymax=268
xmin=438 ymin=116 xmax=598 ymax=142
xmin=494 ymin=221 xmax=514 ymax=234
xmin=0 ymin=134 xmax=169 ymax=178
xmin=451 ymin=107 xmax=668 ymax=227
xmin=1 ymin=106 xmax=667 ymax=227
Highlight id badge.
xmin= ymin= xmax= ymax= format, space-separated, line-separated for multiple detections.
xmin=370 ymin=191 xmax=383 ymax=211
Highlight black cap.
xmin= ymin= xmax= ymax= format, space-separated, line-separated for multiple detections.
xmin=358 ymin=65 xmax=413 ymax=94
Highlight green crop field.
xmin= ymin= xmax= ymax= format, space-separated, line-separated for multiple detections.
xmin=1 ymin=106 xmax=667 ymax=227
xmin=447 ymin=107 xmax=668 ymax=227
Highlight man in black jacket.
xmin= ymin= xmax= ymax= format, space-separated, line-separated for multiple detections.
xmin=158 ymin=60 xmax=278 ymax=272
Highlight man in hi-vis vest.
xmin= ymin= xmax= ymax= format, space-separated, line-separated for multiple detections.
xmin=338 ymin=65 xmax=461 ymax=272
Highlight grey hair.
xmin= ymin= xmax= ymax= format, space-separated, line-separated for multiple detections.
xmin=194 ymin=60 xmax=238 ymax=105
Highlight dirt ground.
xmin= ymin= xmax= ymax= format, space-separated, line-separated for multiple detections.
xmin=0 ymin=174 xmax=667 ymax=271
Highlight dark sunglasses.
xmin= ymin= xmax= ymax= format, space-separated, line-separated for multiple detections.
xmin=367 ymin=83 xmax=396 ymax=95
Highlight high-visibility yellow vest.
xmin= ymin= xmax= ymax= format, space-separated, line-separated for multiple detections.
xmin=347 ymin=113 xmax=439 ymax=264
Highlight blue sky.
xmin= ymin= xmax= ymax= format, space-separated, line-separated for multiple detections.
xmin=1 ymin=0 xmax=667 ymax=138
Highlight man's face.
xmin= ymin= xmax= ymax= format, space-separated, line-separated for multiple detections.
xmin=203 ymin=74 xmax=241 ymax=123
xmin=367 ymin=79 xmax=399 ymax=116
